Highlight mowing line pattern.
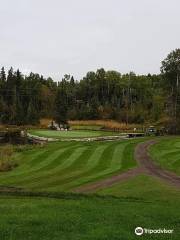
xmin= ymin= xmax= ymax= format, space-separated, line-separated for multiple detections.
xmin=0 ymin=140 xmax=139 ymax=192
xmin=149 ymin=138 xmax=180 ymax=175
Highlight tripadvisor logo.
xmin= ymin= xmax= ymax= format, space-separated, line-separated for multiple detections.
xmin=135 ymin=227 xmax=144 ymax=236
xmin=135 ymin=227 xmax=174 ymax=236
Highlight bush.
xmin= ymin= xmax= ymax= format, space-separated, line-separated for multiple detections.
xmin=0 ymin=160 xmax=18 ymax=171
xmin=0 ymin=145 xmax=18 ymax=172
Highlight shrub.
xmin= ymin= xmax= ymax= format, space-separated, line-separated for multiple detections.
xmin=0 ymin=145 xmax=18 ymax=172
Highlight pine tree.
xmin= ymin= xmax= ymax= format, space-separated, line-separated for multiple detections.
xmin=27 ymin=100 xmax=39 ymax=125
xmin=54 ymin=87 xmax=68 ymax=127
xmin=0 ymin=67 xmax=6 ymax=83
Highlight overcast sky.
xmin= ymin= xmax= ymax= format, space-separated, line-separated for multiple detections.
xmin=0 ymin=0 xmax=180 ymax=80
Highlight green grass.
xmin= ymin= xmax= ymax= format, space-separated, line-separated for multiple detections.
xmin=29 ymin=129 xmax=120 ymax=139
xmin=0 ymin=139 xmax=142 ymax=192
xmin=98 ymin=174 xmax=180 ymax=199
xmin=149 ymin=137 xmax=180 ymax=175
xmin=71 ymin=125 xmax=103 ymax=130
xmin=0 ymin=175 xmax=179 ymax=240
xmin=0 ymin=138 xmax=180 ymax=239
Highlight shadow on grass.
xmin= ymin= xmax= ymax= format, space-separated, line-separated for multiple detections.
xmin=0 ymin=187 xmax=151 ymax=203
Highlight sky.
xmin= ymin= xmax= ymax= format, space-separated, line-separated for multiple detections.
xmin=0 ymin=0 xmax=180 ymax=80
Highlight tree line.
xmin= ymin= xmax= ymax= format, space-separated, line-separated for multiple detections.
xmin=0 ymin=49 xmax=180 ymax=133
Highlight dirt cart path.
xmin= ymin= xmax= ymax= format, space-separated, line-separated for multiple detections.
xmin=135 ymin=140 xmax=180 ymax=188
xmin=74 ymin=167 xmax=144 ymax=193
xmin=75 ymin=140 xmax=180 ymax=193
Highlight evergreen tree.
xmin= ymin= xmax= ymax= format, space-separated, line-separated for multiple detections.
xmin=0 ymin=67 xmax=6 ymax=83
xmin=54 ymin=87 xmax=68 ymax=127
xmin=27 ymin=100 xmax=39 ymax=125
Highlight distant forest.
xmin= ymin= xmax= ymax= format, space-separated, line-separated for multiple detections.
xmin=0 ymin=49 xmax=180 ymax=133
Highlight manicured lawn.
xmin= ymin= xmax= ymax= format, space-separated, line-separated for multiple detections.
xmin=0 ymin=175 xmax=179 ymax=240
xmin=29 ymin=129 xmax=120 ymax=139
xmin=0 ymin=139 xmax=142 ymax=192
xmin=0 ymin=138 xmax=179 ymax=239
xmin=98 ymin=174 xmax=180 ymax=200
xmin=71 ymin=125 xmax=103 ymax=130
xmin=149 ymin=137 xmax=180 ymax=175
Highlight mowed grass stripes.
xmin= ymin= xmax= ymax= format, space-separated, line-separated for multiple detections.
xmin=149 ymin=137 xmax=180 ymax=175
xmin=0 ymin=139 xmax=142 ymax=192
